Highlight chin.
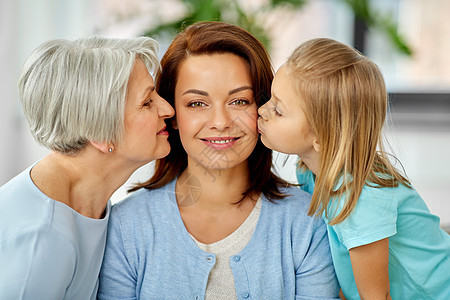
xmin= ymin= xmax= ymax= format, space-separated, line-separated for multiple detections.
xmin=191 ymin=154 xmax=248 ymax=171
xmin=157 ymin=148 xmax=171 ymax=160
xmin=148 ymin=145 xmax=171 ymax=161
xmin=260 ymin=136 xmax=275 ymax=151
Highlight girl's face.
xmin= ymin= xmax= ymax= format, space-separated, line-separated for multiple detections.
xmin=116 ymin=59 xmax=174 ymax=164
xmin=174 ymin=53 xmax=258 ymax=171
xmin=258 ymin=65 xmax=318 ymax=161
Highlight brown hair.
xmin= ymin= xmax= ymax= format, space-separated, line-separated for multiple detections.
xmin=132 ymin=21 xmax=289 ymax=200
xmin=286 ymin=38 xmax=411 ymax=224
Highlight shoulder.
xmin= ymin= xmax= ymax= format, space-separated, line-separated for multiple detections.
xmin=0 ymin=223 xmax=76 ymax=299
xmin=112 ymin=188 xmax=153 ymax=212
xmin=357 ymin=182 xmax=412 ymax=208
xmin=111 ymin=183 xmax=172 ymax=216
xmin=0 ymin=201 xmax=79 ymax=256
xmin=104 ymin=182 xmax=180 ymax=258
xmin=328 ymin=183 xmax=402 ymax=249
xmin=0 ymin=166 xmax=36 ymax=204
xmin=0 ymin=168 xmax=58 ymax=240
xmin=108 ymin=182 xmax=176 ymax=235
xmin=262 ymin=185 xmax=323 ymax=232
xmin=257 ymin=186 xmax=330 ymax=266
xmin=328 ymin=182 xmax=403 ymax=218
xmin=0 ymin=218 xmax=77 ymax=276
xmin=266 ymin=185 xmax=312 ymax=215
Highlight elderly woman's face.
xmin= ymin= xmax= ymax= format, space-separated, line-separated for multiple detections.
xmin=116 ymin=59 xmax=174 ymax=165
xmin=174 ymin=53 xmax=258 ymax=171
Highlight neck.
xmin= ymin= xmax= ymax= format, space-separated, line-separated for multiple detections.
xmin=176 ymin=159 xmax=253 ymax=210
xmin=299 ymin=151 xmax=320 ymax=176
xmin=31 ymin=148 xmax=140 ymax=219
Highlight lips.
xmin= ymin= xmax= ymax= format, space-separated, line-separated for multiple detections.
xmin=201 ymin=137 xmax=239 ymax=142
xmin=200 ymin=137 xmax=241 ymax=149
xmin=157 ymin=125 xmax=169 ymax=135
xmin=257 ymin=119 xmax=264 ymax=134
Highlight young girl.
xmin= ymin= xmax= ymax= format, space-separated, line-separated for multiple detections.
xmin=258 ymin=38 xmax=450 ymax=300
xmin=98 ymin=23 xmax=339 ymax=299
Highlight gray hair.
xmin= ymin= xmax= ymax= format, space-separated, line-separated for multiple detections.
xmin=18 ymin=36 xmax=160 ymax=154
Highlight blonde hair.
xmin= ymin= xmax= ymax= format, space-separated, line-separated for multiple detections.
xmin=286 ymin=38 xmax=410 ymax=225
xmin=18 ymin=36 xmax=160 ymax=154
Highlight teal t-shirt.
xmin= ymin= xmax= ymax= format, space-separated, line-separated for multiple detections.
xmin=297 ymin=168 xmax=450 ymax=300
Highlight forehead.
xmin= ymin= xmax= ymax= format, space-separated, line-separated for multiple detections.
xmin=273 ymin=65 xmax=291 ymax=86
xmin=128 ymin=58 xmax=153 ymax=87
xmin=176 ymin=53 xmax=252 ymax=88
xmin=272 ymin=65 xmax=301 ymax=106
xmin=126 ymin=59 xmax=154 ymax=103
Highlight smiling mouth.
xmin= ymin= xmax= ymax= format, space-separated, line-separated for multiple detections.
xmin=207 ymin=138 xmax=238 ymax=144
xmin=200 ymin=137 xmax=241 ymax=149
xmin=201 ymin=137 xmax=240 ymax=143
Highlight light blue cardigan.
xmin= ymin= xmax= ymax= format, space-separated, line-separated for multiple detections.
xmin=98 ymin=180 xmax=339 ymax=300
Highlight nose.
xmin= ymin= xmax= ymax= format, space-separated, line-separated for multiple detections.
xmin=157 ymin=94 xmax=175 ymax=119
xmin=258 ymin=102 xmax=268 ymax=120
xmin=210 ymin=106 xmax=232 ymax=131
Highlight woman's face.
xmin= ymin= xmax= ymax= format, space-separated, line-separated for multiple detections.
xmin=174 ymin=53 xmax=258 ymax=171
xmin=116 ymin=59 xmax=174 ymax=165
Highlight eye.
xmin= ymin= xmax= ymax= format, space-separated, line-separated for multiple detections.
xmin=273 ymin=106 xmax=282 ymax=116
xmin=230 ymin=98 xmax=250 ymax=106
xmin=143 ymin=99 xmax=153 ymax=107
xmin=187 ymin=101 xmax=206 ymax=108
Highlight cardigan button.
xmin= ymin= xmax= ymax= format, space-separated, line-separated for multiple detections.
xmin=206 ymin=255 xmax=214 ymax=263
xmin=242 ymin=292 xmax=249 ymax=298
xmin=233 ymin=255 xmax=241 ymax=262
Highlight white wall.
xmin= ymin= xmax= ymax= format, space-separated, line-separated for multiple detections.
xmin=0 ymin=0 xmax=93 ymax=184
xmin=1 ymin=0 xmax=23 ymax=185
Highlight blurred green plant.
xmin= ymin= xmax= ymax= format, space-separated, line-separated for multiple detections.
xmin=343 ymin=0 xmax=412 ymax=55
xmin=144 ymin=0 xmax=412 ymax=55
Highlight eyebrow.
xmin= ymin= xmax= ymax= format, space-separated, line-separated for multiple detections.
xmin=141 ymin=85 xmax=155 ymax=100
xmin=182 ymin=89 xmax=208 ymax=96
xmin=272 ymin=93 xmax=281 ymax=104
xmin=181 ymin=86 xmax=253 ymax=97
xmin=228 ymin=86 xmax=252 ymax=95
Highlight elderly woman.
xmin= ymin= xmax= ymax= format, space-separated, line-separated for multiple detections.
xmin=0 ymin=36 xmax=174 ymax=299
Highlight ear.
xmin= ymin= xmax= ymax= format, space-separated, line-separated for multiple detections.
xmin=171 ymin=118 xmax=178 ymax=130
xmin=90 ymin=141 xmax=112 ymax=154
xmin=312 ymin=137 xmax=320 ymax=153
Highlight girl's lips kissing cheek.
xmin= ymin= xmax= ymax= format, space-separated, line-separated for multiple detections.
xmin=201 ymin=137 xmax=241 ymax=150
xmin=257 ymin=121 xmax=264 ymax=134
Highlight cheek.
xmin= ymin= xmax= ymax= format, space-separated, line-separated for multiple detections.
xmin=137 ymin=114 xmax=159 ymax=137
xmin=125 ymin=115 xmax=144 ymax=136
xmin=269 ymin=119 xmax=293 ymax=146
xmin=176 ymin=111 xmax=199 ymax=138
xmin=238 ymin=106 xmax=258 ymax=132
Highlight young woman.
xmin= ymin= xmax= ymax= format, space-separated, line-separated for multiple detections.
xmin=98 ymin=22 xmax=339 ymax=299
xmin=0 ymin=36 xmax=174 ymax=299
xmin=258 ymin=37 xmax=450 ymax=300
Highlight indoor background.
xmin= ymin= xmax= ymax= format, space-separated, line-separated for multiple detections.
xmin=1 ymin=0 xmax=449 ymax=229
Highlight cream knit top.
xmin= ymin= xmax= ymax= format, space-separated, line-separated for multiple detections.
xmin=191 ymin=197 xmax=262 ymax=299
